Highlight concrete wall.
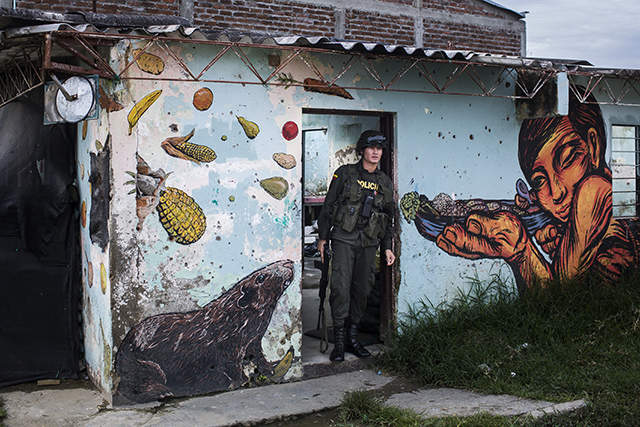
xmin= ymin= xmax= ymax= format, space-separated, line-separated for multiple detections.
xmin=13 ymin=0 xmax=525 ymax=55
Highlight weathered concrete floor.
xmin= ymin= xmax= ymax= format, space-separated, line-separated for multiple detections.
xmin=1 ymin=369 xmax=585 ymax=427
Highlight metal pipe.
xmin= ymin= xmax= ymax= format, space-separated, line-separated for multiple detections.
xmin=48 ymin=73 xmax=76 ymax=101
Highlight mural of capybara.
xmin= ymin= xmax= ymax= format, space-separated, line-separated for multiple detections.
xmin=115 ymin=260 xmax=295 ymax=403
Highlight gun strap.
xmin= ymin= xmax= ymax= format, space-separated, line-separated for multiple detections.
xmin=319 ymin=308 xmax=329 ymax=353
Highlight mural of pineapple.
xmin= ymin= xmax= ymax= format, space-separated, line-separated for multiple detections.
xmin=128 ymin=155 xmax=206 ymax=245
xmin=156 ymin=187 xmax=206 ymax=244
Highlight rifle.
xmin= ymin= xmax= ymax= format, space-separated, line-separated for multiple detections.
xmin=314 ymin=241 xmax=332 ymax=352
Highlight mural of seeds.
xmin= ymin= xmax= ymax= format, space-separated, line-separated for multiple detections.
xmin=132 ymin=49 xmax=165 ymax=75
xmin=193 ymin=87 xmax=213 ymax=111
xmin=237 ymin=116 xmax=260 ymax=139
xmin=128 ymin=89 xmax=162 ymax=135
xmin=161 ymin=129 xmax=217 ymax=164
xmin=87 ymin=262 xmax=93 ymax=288
xmin=81 ymin=200 xmax=87 ymax=228
xmin=100 ymin=262 xmax=107 ymax=294
xmin=272 ymin=152 xmax=296 ymax=169
xmin=260 ymin=176 xmax=289 ymax=200
xmin=282 ymin=121 xmax=298 ymax=140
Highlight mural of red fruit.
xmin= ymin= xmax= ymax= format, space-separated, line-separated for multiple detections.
xmin=282 ymin=121 xmax=298 ymax=140
xmin=193 ymin=87 xmax=213 ymax=111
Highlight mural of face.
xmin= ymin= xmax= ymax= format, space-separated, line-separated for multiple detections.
xmin=527 ymin=117 xmax=600 ymax=223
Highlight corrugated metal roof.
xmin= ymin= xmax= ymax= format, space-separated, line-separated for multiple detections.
xmin=1 ymin=14 xmax=640 ymax=109
xmin=270 ymin=35 xmax=640 ymax=78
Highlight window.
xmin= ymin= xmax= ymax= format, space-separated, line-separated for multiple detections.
xmin=611 ymin=125 xmax=640 ymax=218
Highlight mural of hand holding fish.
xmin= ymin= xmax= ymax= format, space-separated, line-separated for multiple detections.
xmin=403 ymin=86 xmax=639 ymax=291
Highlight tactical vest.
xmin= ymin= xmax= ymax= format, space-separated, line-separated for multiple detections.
xmin=331 ymin=164 xmax=392 ymax=239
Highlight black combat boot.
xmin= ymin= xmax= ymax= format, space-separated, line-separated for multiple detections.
xmin=330 ymin=326 xmax=345 ymax=362
xmin=345 ymin=322 xmax=371 ymax=358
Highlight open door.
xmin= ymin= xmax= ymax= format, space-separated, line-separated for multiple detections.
xmin=300 ymin=109 xmax=395 ymax=360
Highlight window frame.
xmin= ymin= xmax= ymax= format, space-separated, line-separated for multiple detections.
xmin=611 ymin=124 xmax=640 ymax=219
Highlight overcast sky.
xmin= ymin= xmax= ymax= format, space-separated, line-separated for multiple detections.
xmin=496 ymin=0 xmax=640 ymax=69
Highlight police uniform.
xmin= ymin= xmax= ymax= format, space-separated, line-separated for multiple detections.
xmin=318 ymin=142 xmax=394 ymax=361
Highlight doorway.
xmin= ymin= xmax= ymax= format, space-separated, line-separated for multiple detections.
xmin=0 ymin=89 xmax=81 ymax=387
xmin=300 ymin=109 xmax=395 ymax=363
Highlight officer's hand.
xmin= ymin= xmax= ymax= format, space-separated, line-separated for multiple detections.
xmin=384 ymin=249 xmax=395 ymax=266
xmin=318 ymin=239 xmax=327 ymax=263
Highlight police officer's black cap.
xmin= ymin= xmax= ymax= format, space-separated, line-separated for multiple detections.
xmin=356 ymin=130 xmax=387 ymax=152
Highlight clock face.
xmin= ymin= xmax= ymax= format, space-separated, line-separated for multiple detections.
xmin=55 ymin=76 xmax=95 ymax=123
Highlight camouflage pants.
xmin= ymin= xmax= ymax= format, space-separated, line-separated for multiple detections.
xmin=329 ymin=239 xmax=377 ymax=328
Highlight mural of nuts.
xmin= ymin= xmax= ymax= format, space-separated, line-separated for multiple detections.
xmin=193 ymin=87 xmax=213 ymax=111
xmin=260 ymin=177 xmax=289 ymax=200
xmin=237 ymin=116 xmax=260 ymax=139
xmin=272 ymin=153 xmax=296 ymax=169
xmin=132 ymin=49 xmax=165 ymax=75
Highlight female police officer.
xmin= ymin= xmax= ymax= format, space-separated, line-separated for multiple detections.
xmin=317 ymin=130 xmax=395 ymax=362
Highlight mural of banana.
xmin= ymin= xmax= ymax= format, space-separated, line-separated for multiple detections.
xmin=270 ymin=347 xmax=294 ymax=382
xmin=161 ymin=129 xmax=217 ymax=164
xmin=127 ymin=89 xmax=162 ymax=135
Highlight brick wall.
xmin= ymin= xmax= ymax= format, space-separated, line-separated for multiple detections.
xmin=13 ymin=0 xmax=525 ymax=55
xmin=193 ymin=0 xmax=334 ymax=37
xmin=16 ymin=0 xmax=181 ymax=15
xmin=423 ymin=0 xmax=508 ymax=19
xmin=346 ymin=10 xmax=415 ymax=45
xmin=424 ymin=20 xmax=522 ymax=54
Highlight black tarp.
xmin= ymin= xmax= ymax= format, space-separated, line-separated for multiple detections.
xmin=0 ymin=88 xmax=80 ymax=387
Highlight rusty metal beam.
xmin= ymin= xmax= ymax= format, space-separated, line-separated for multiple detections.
xmin=3 ymin=29 xmax=640 ymax=109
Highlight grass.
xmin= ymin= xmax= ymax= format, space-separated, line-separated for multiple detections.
xmin=338 ymin=390 xmax=524 ymax=426
xmin=0 ymin=397 xmax=6 ymax=426
xmin=339 ymin=270 xmax=640 ymax=426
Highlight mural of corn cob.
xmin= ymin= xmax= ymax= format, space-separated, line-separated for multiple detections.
xmin=161 ymin=129 xmax=216 ymax=164
xmin=127 ymin=155 xmax=207 ymax=245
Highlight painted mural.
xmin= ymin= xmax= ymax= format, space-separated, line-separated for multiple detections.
xmin=115 ymin=260 xmax=295 ymax=403
xmin=101 ymin=41 xmax=304 ymax=402
xmin=402 ymin=87 xmax=639 ymax=292
xmin=276 ymin=73 xmax=354 ymax=99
